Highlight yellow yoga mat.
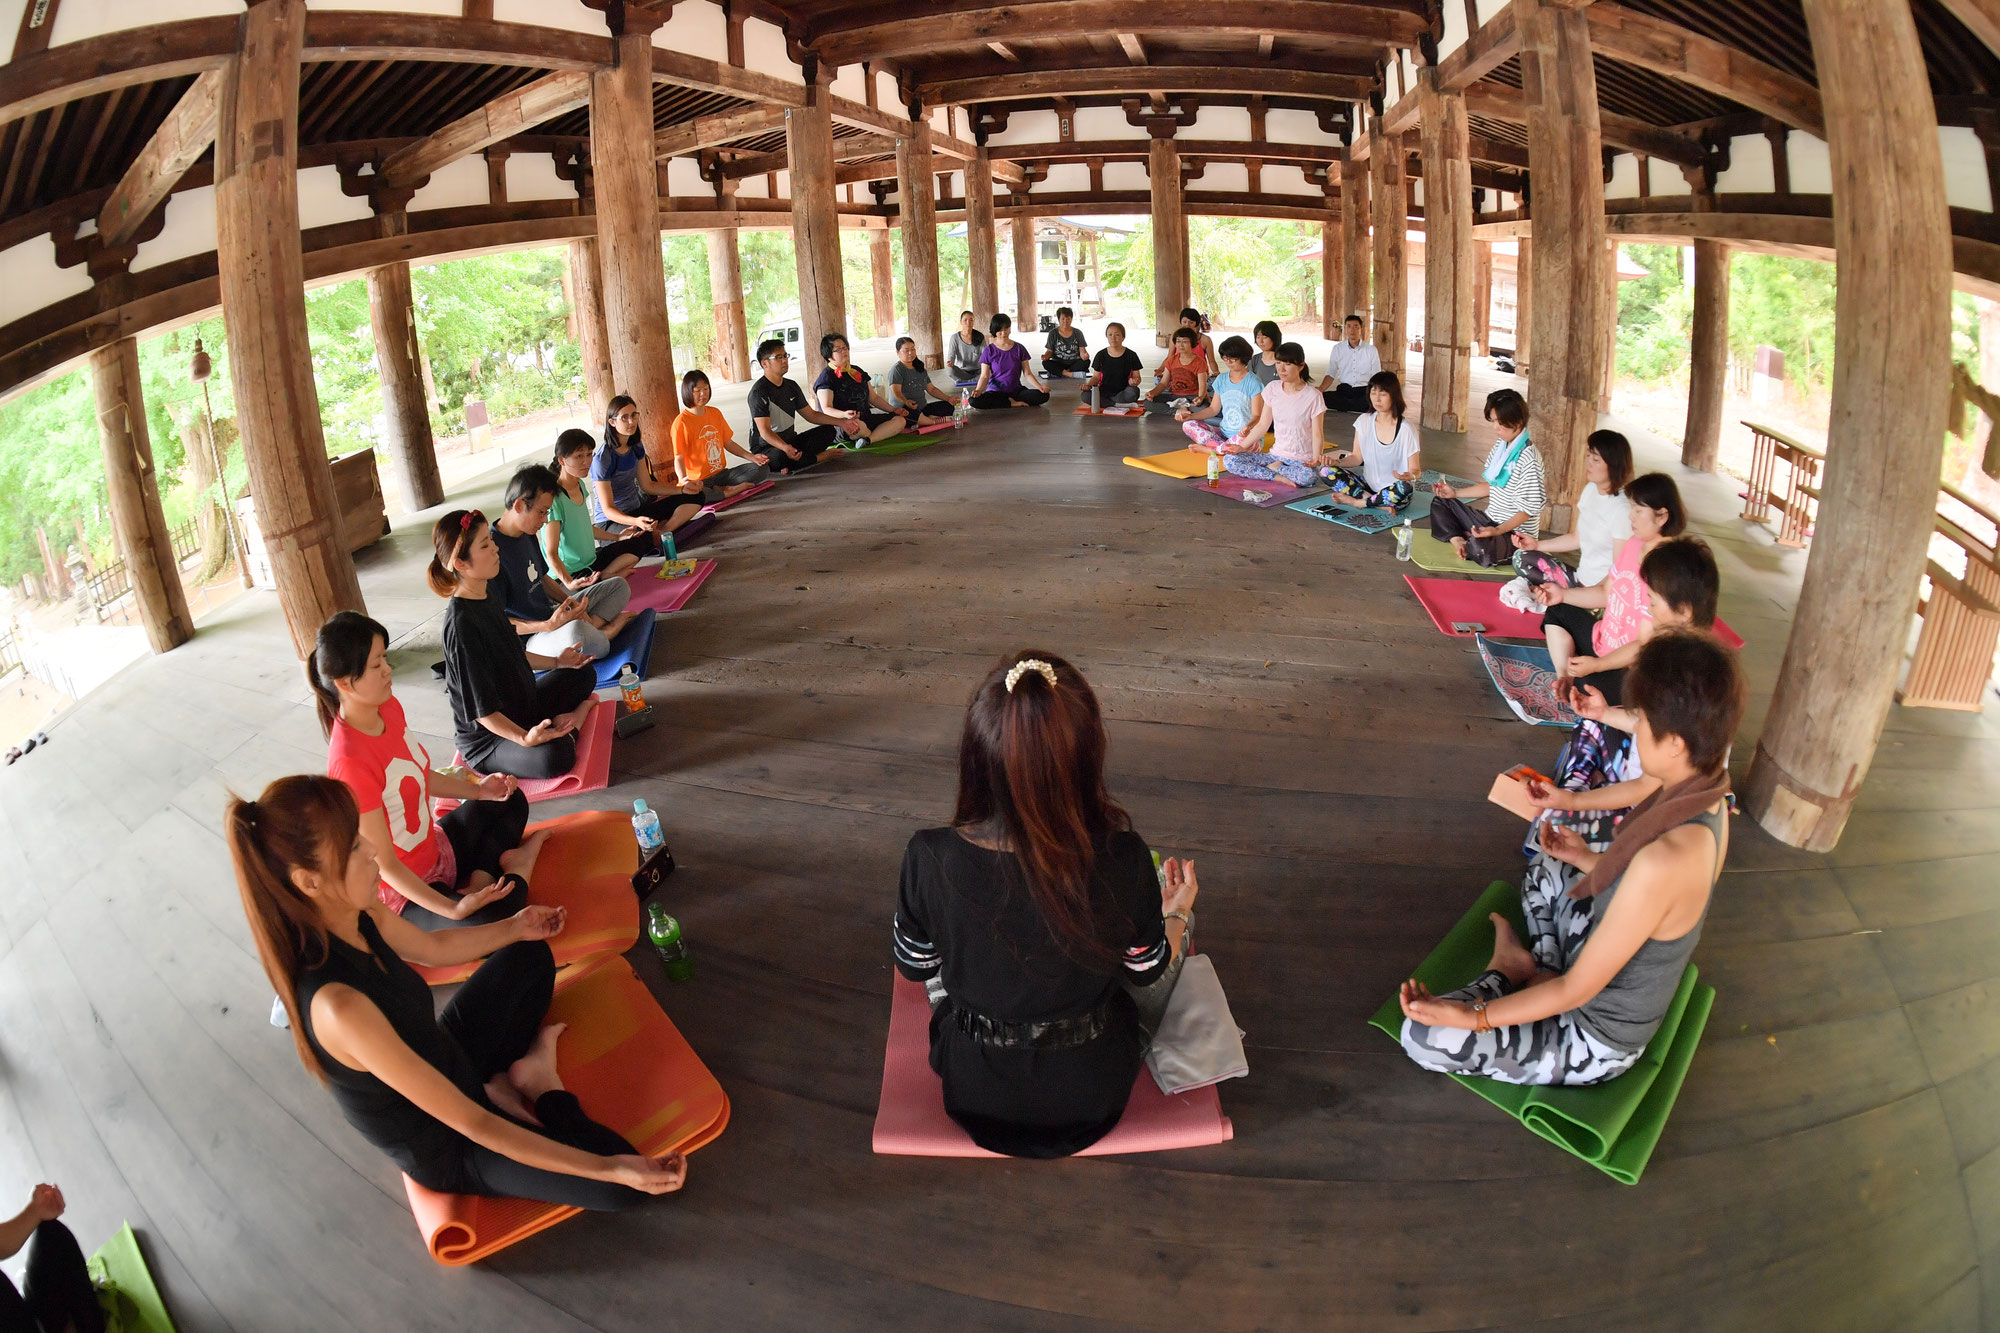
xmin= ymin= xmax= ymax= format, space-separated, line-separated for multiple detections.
xmin=1408 ymin=528 xmax=1513 ymax=577
xmin=1122 ymin=448 xmax=1212 ymax=480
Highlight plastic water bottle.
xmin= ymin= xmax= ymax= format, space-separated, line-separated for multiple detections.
xmin=1206 ymin=452 xmax=1221 ymax=483
xmin=632 ymin=798 xmax=664 ymax=858
xmin=1395 ymin=519 xmax=1415 ymax=562
xmin=663 ymin=531 xmax=677 ymax=562
xmin=957 ymin=389 xmax=970 ymax=427
xmin=646 ymin=902 xmax=694 ymax=982
xmin=618 ymin=664 xmax=644 ymax=713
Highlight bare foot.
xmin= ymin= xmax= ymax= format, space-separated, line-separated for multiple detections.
xmin=1008 ymin=399 xmax=1030 ymax=408
xmin=1487 ymin=913 xmax=1538 ymax=985
xmin=508 ymin=1022 xmax=568 ymax=1105
xmin=566 ymin=695 xmax=597 ymax=731
xmin=485 ymin=1072 xmax=540 ymax=1125
xmin=1450 ymin=536 xmax=1470 ymax=559
xmin=499 ymin=827 xmax=551 ymax=883
xmin=601 ymin=610 xmax=636 ymax=639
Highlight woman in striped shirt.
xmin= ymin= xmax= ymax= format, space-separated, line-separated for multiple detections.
xmin=1431 ymin=388 xmax=1547 ymax=566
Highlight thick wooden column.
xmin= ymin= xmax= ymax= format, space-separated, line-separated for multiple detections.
xmin=966 ymin=149 xmax=1000 ymax=337
xmin=705 ymin=226 xmax=750 ymax=382
xmin=1418 ymin=70 xmax=1474 ymax=431
xmin=788 ymin=89 xmax=847 ymax=381
xmin=1149 ymin=134 xmax=1187 ymax=346
xmin=366 ymin=259 xmax=444 ymax=513
xmin=1320 ymin=214 xmax=1340 ymax=341
xmin=593 ymin=24 xmax=679 ymax=456
xmin=215 ymin=0 xmax=362 ymax=657
xmin=1369 ymin=120 xmax=1407 ymax=376
xmin=1741 ymin=0 xmax=1953 ymax=851
xmin=1599 ymin=239 xmax=1619 ymax=411
xmin=1681 ymin=239 xmax=1730 ymax=470
xmin=870 ymin=226 xmax=897 ymax=339
xmin=566 ymin=237 xmax=616 ymax=420
xmin=89 ymin=338 xmax=193 ymax=654
xmin=1520 ymin=0 xmax=1609 ymax=530
xmin=1012 ymin=217 xmax=1038 ymax=330
xmin=897 ymin=123 xmax=944 ymax=368
xmin=1472 ymin=239 xmax=1493 ymax=356
xmin=1341 ymin=151 xmax=1370 ymax=325
xmin=1514 ymin=235 xmax=1533 ymax=372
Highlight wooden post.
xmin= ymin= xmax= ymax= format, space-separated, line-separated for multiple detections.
xmin=1418 ymin=70 xmax=1474 ymax=431
xmin=1341 ymin=151 xmax=1370 ymax=326
xmin=966 ymin=148 xmax=1000 ymax=339
xmin=1740 ymin=0 xmax=1954 ymax=852
xmin=1681 ymin=238 xmax=1730 ymax=470
xmin=567 ymin=238 xmax=616 ymax=422
xmin=366 ymin=260 xmax=444 ymax=513
xmin=897 ymin=123 xmax=944 ymax=368
xmin=1321 ymin=215 xmax=1340 ymax=341
xmin=1600 ymin=239 xmax=1619 ymax=411
xmin=215 ymin=0 xmax=363 ymax=658
xmin=1148 ymin=133 xmax=1186 ymax=346
xmin=870 ymin=226 xmax=897 ymax=339
xmin=89 ymin=338 xmax=193 ymax=654
xmin=1369 ymin=120 xmax=1407 ymax=376
xmin=592 ymin=24 xmax=680 ymax=458
xmin=1472 ymin=238 xmax=1493 ymax=356
xmin=1012 ymin=216 xmax=1038 ymax=331
xmin=788 ymin=88 xmax=847 ymax=382
xmin=1519 ymin=0 xmax=1609 ymax=531
xmin=705 ymin=225 xmax=751 ymax=383
xmin=1515 ymin=235 xmax=1533 ymax=372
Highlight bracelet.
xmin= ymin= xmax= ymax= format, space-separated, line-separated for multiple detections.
xmin=1471 ymin=998 xmax=1492 ymax=1033
xmin=1164 ymin=908 xmax=1194 ymax=933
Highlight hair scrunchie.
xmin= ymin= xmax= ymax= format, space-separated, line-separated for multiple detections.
xmin=1004 ymin=659 xmax=1057 ymax=693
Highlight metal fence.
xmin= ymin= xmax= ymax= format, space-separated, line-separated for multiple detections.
xmin=77 ymin=518 xmax=207 ymax=620
xmin=0 ymin=627 xmax=19 ymax=677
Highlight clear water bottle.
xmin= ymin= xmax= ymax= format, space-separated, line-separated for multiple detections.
xmin=618 ymin=664 xmax=644 ymax=713
xmin=632 ymin=798 xmax=664 ymax=858
xmin=1395 ymin=519 xmax=1415 ymax=561
xmin=646 ymin=902 xmax=694 ymax=982
xmin=1206 ymin=451 xmax=1221 ymax=483
xmin=956 ymin=389 xmax=970 ymax=427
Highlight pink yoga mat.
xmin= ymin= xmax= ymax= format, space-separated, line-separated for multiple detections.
xmin=699 ymin=479 xmax=775 ymax=516
xmin=914 ymin=419 xmax=955 ymax=435
xmin=450 ymin=703 xmax=615 ymax=805
xmin=1186 ymin=474 xmax=1320 ymax=508
xmin=626 ymin=559 xmax=715 ymax=614
xmin=1404 ymin=575 xmax=1746 ymax=648
xmin=872 ymin=975 xmax=1233 ymax=1158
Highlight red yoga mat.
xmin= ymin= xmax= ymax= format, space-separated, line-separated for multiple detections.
xmin=872 ymin=975 xmax=1232 ymax=1158
xmin=1186 ymin=473 xmax=1319 ymax=508
xmin=451 ymin=702 xmax=615 ymax=804
xmin=625 ymin=559 xmax=715 ymax=614
xmin=1073 ymin=404 xmax=1142 ymax=417
xmin=698 ymin=479 xmax=775 ymax=515
xmin=1404 ymin=576 xmax=1746 ymax=648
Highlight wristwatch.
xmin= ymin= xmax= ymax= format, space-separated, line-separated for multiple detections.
xmin=1165 ymin=908 xmax=1195 ymax=954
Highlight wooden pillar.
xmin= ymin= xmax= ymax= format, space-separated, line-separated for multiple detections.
xmin=789 ymin=88 xmax=847 ymax=381
xmin=704 ymin=226 xmax=750 ymax=383
xmin=1681 ymin=239 xmax=1731 ymax=470
xmin=1741 ymin=0 xmax=1953 ymax=852
xmin=1320 ymin=214 xmax=1340 ymax=341
xmin=1472 ymin=239 xmax=1493 ymax=356
xmin=1012 ymin=216 xmax=1038 ymax=330
xmin=897 ymin=123 xmax=944 ymax=368
xmin=1148 ymin=134 xmax=1186 ymax=346
xmin=966 ymin=149 xmax=1000 ymax=338
xmin=89 ymin=338 xmax=193 ymax=653
xmin=566 ymin=238 xmax=616 ymax=420
xmin=366 ymin=260 xmax=444 ymax=513
xmin=869 ymin=226 xmax=897 ymax=339
xmin=1514 ymin=235 xmax=1533 ymax=372
xmin=1418 ymin=70 xmax=1474 ymax=432
xmin=1341 ymin=152 xmax=1371 ymax=325
xmin=1519 ymin=0 xmax=1609 ymax=531
xmin=215 ymin=0 xmax=363 ymax=658
xmin=592 ymin=24 xmax=679 ymax=458
xmin=1599 ymin=239 xmax=1619 ymax=411
xmin=1369 ymin=119 xmax=1407 ymax=377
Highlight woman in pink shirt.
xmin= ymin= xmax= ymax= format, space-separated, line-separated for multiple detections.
xmin=1216 ymin=342 xmax=1328 ymax=487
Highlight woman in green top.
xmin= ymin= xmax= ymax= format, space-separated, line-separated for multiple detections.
xmin=544 ymin=429 xmax=653 ymax=589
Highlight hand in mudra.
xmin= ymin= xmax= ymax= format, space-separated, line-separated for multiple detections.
xmin=1159 ymin=856 xmax=1199 ymax=915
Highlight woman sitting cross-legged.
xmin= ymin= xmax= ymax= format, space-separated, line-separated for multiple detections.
xmin=1215 ymin=340 xmax=1328 ymax=488
xmin=1511 ymin=429 xmax=1633 ymax=592
xmin=947 ymin=309 xmax=986 ymax=387
xmin=814 ymin=332 xmax=913 ymax=445
xmin=670 ymin=369 xmax=771 ymax=503
xmin=1177 ymin=334 xmax=1266 ymax=451
xmin=888 ymin=337 xmax=957 ymax=420
xmin=431 ymin=509 xmax=599 ymax=782
xmin=1319 ymin=370 xmax=1422 ymax=512
xmin=892 ymin=651 xmax=1199 ymax=1158
xmin=1534 ymin=472 xmax=1689 ymax=695
xmin=970 ymin=313 xmax=1052 ymax=409
xmin=1399 ymin=630 xmax=1744 ymax=1085
xmin=546 ymin=429 xmax=653 ymax=588
xmin=312 ymin=609 xmax=544 ymax=932
xmin=1 ymin=1183 xmax=102 ymax=1333
xmin=591 ymin=395 xmax=705 ymax=546
xmin=231 ymin=776 xmax=685 ymax=1210
xmin=1430 ymin=387 xmax=1545 ymax=566
xmin=1144 ymin=325 xmax=1209 ymax=415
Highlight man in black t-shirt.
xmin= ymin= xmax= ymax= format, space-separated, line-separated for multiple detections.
xmin=1084 ymin=322 xmax=1143 ymax=406
xmin=491 ymin=466 xmax=635 ymax=660
xmin=1041 ymin=307 xmax=1090 ymax=379
xmin=748 ymin=339 xmax=863 ymax=473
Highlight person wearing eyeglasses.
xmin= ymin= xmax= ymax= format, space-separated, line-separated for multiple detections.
xmin=746 ymin=338 xmax=861 ymax=474
xmin=589 ymin=395 xmax=704 ymax=547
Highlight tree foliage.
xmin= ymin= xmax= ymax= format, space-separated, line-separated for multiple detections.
xmin=1099 ymin=217 xmax=1321 ymax=327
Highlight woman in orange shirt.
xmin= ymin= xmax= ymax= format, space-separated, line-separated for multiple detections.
xmin=669 ymin=370 xmax=772 ymax=504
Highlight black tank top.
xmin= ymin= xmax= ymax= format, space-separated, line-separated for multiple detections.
xmin=293 ymin=913 xmax=484 ymax=1180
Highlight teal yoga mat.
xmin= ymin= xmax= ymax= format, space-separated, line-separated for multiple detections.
xmin=1367 ymin=880 xmax=1715 ymax=1185
xmin=1281 ymin=470 xmax=1472 ymax=535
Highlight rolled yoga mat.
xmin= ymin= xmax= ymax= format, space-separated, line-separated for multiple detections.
xmin=407 ymin=808 xmax=642 ymax=986
xmin=698 ymin=478 xmax=775 ymax=515
xmin=1477 ymin=636 xmax=1580 ymax=728
xmin=1366 ymin=880 xmax=1715 ymax=1185
xmin=451 ymin=700 xmax=616 ymax=804
xmin=872 ymin=975 xmax=1233 ymax=1158
xmin=87 ymin=1223 xmax=176 ymax=1333
xmin=403 ymin=955 xmax=730 ymax=1264
xmin=837 ymin=433 xmax=944 ymax=457
xmin=626 ymin=558 xmax=716 ymax=615
xmin=1121 ymin=448 xmax=1214 ymax=480
xmin=1186 ymin=474 xmax=1326 ymax=507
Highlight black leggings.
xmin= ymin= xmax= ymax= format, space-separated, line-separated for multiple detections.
xmin=426 ymin=941 xmax=651 ymax=1211
xmin=1428 ymin=496 xmax=1515 ymax=567
xmin=910 ymin=399 xmax=954 ymax=419
xmin=1042 ymin=355 xmax=1089 ymax=376
xmin=460 ymin=668 xmax=598 ymax=780
xmin=761 ymin=425 xmax=840 ymax=473
xmin=1540 ymin=602 xmax=1626 ymax=704
xmin=0 ymin=1221 xmax=103 ymax=1333
xmin=971 ymin=386 xmax=1050 ymax=409
xmin=398 ymin=792 xmax=532 ymax=932
xmin=1323 ymin=383 xmax=1372 ymax=413
xmin=585 ymin=530 xmax=657 ymax=574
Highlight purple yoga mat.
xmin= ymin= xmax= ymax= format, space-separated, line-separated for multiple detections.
xmin=1185 ymin=473 xmax=1328 ymax=508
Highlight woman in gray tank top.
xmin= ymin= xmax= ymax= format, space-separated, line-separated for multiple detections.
xmin=1399 ymin=632 xmax=1745 ymax=1085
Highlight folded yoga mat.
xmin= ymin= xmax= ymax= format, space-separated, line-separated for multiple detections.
xmin=1073 ymin=404 xmax=1142 ymax=418
xmin=626 ymin=558 xmax=715 ymax=614
xmin=1121 ymin=448 xmax=1214 ymax=480
xmin=87 ymin=1223 xmax=176 ymax=1333
xmin=404 ymin=955 xmax=730 ymax=1264
xmin=872 ymin=975 xmax=1232 ymax=1158
xmin=1366 ymin=880 xmax=1714 ymax=1185
xmin=698 ymin=479 xmax=774 ymax=515
xmin=1477 ymin=636 xmax=1579 ymax=728
xmin=453 ymin=701 xmax=615 ymax=804
xmin=1409 ymin=527 xmax=1512 ymax=576
xmin=1186 ymin=474 xmax=1327 ymax=508
xmin=1406 ymin=576 xmax=1549 ymax=640
xmin=407 ymin=808 xmax=642 ymax=985
xmin=586 ymin=611 xmax=656 ymax=689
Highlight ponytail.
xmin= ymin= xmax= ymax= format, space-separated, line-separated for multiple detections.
xmin=552 ymin=427 xmax=596 ymax=478
xmin=306 ymin=610 xmax=389 ymax=738
xmin=428 ymin=509 xmax=485 ymax=597
xmin=225 ymin=775 xmax=363 ymax=1081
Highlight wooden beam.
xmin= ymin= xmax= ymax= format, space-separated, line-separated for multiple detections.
xmin=1437 ymin=4 xmax=1518 ymax=91
xmin=0 ymin=17 xmax=234 ymax=130
xmin=301 ymin=13 xmax=608 ymax=69
xmin=930 ymin=132 xmax=1029 ymax=186
xmin=922 ymin=66 xmax=1374 ymax=106
xmin=97 ymin=67 xmax=222 ymax=249
xmin=836 ymin=158 xmax=902 ymax=186
xmin=378 ymin=69 xmax=589 ymax=190
xmin=1938 ymin=0 xmax=2000 ymax=57
xmin=722 ymin=133 xmax=898 ymax=180
xmin=828 ymin=94 xmax=908 ymax=138
xmin=988 ymin=138 xmax=1341 ymax=166
xmin=1461 ymin=82 xmax=1705 ymax=170
xmin=1586 ymin=3 xmax=1823 ymax=134
xmin=988 ymin=41 xmax=1021 ymax=62
xmin=1118 ymin=33 xmax=1148 ymax=66
xmin=651 ymin=45 xmax=806 ymax=107
xmin=655 ymin=106 xmax=789 ymax=159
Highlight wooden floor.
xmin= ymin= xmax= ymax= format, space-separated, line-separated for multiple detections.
xmin=3 ymin=371 xmax=1997 ymax=1331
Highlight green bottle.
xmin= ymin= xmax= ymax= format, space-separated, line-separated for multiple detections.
xmin=646 ymin=902 xmax=694 ymax=982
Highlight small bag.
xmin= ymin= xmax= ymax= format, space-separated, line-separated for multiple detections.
xmin=1143 ymin=955 xmax=1248 ymax=1095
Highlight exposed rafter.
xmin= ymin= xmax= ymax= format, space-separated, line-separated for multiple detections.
xmin=1585 ymin=3 xmax=1823 ymax=134
xmin=1461 ymin=83 xmax=1707 ymax=169
xmin=96 ymin=67 xmax=222 ymax=249
xmin=1939 ymin=0 xmax=2000 ymax=57
xmin=654 ymin=106 xmax=790 ymax=160
xmin=923 ymin=65 xmax=1375 ymax=106
xmin=378 ymin=70 xmax=590 ymax=191
xmin=1118 ymin=34 xmax=1148 ymax=66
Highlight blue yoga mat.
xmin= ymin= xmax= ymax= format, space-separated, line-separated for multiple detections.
xmin=1282 ymin=470 xmax=1473 ymax=535
xmin=1477 ymin=635 xmax=1579 ymax=728
xmin=540 ymin=612 xmax=658 ymax=689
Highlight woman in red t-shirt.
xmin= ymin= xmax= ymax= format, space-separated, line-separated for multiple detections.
xmin=310 ymin=611 xmax=546 ymax=930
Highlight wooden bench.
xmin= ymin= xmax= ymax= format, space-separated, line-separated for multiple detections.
xmin=1740 ymin=421 xmax=1822 ymax=547
xmin=1902 ymin=482 xmax=2000 ymax=710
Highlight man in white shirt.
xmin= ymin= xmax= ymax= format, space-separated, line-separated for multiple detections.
xmin=1318 ymin=314 xmax=1381 ymax=414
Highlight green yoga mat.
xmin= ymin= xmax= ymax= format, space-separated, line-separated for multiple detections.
xmin=838 ymin=433 xmax=944 ymax=458
xmin=87 ymin=1223 xmax=176 ymax=1333
xmin=1367 ymin=880 xmax=1715 ymax=1185
xmin=1407 ymin=528 xmax=1513 ymax=577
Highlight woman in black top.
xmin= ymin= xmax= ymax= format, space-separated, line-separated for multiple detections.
xmin=892 ymin=651 xmax=1201 ymax=1157
xmin=228 ymin=775 xmax=685 ymax=1208
xmin=430 ymin=509 xmax=600 ymax=780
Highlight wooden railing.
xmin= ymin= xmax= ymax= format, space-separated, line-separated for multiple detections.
xmin=1903 ymin=481 xmax=2000 ymax=711
xmin=1740 ymin=421 xmax=1822 ymax=547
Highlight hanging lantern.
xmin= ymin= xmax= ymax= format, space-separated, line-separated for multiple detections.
xmin=190 ymin=337 xmax=212 ymax=384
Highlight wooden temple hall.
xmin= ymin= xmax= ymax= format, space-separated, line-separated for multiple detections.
xmin=3 ymin=0 xmax=2000 ymax=1327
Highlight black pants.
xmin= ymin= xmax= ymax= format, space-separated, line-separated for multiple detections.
xmin=426 ymin=941 xmax=651 ymax=1211
xmin=1042 ymin=355 xmax=1089 ymax=377
xmin=399 ymin=791 xmax=532 ymax=932
xmin=0 ymin=1221 xmax=103 ymax=1333
xmin=762 ymin=426 xmax=839 ymax=473
xmin=460 ymin=668 xmax=598 ymax=780
xmin=841 ymin=409 xmax=910 ymax=438
xmin=972 ymin=386 xmax=1049 ymax=409
xmin=634 ymin=494 xmax=703 ymax=528
xmin=1082 ymin=383 xmax=1140 ymax=405
xmin=1323 ymin=383 xmax=1372 ymax=413
xmin=585 ymin=531 xmax=656 ymax=574
xmin=910 ymin=399 xmax=954 ymax=419
xmin=1429 ymin=497 xmax=1515 ymax=567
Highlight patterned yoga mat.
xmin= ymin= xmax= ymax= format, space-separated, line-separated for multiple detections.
xmin=1477 ymin=636 xmax=1580 ymax=728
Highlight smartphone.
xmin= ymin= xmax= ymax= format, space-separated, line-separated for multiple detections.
xmin=1451 ymin=621 xmax=1487 ymax=634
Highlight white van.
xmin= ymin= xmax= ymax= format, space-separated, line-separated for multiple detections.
xmin=755 ymin=322 xmax=804 ymax=364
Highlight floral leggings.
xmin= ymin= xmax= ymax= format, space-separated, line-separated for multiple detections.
xmin=1222 ymin=451 xmax=1319 ymax=488
xmin=1324 ymin=466 xmax=1413 ymax=511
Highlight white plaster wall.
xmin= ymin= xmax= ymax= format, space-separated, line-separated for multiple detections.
xmin=1788 ymin=133 xmax=1832 ymax=194
xmin=1411 ymin=176 xmax=1424 ymax=208
xmin=929 ymin=107 xmax=952 ymax=137
xmin=49 ymin=0 xmax=237 ymax=44
xmin=1193 ymin=161 xmax=1249 ymax=194
xmin=1713 ymin=134 xmax=1775 ymax=194
xmin=130 ymin=184 xmax=218 ymax=275
xmin=736 ymin=175 xmax=768 ymax=200
xmin=1942 ymin=126 xmax=1994 ymax=212
xmin=1604 ymin=153 xmax=1642 ymax=200
xmin=1261 ymin=164 xmax=1320 ymax=197
xmin=741 ymin=17 xmax=802 ymax=85
xmin=1039 ymin=162 xmax=1090 ymax=194
xmin=506 ymin=153 xmax=575 ymax=203
xmin=296 ymin=164 xmax=375 ymax=230
xmin=938 ymin=170 xmax=962 ymax=197
xmin=1189 ymin=106 xmax=1251 ymax=141
xmin=0 ymin=236 xmax=91 ymax=325
xmin=1648 ymin=161 xmax=1692 ymax=197
xmin=0 ymin=0 xmax=27 ymax=48
xmin=830 ymin=65 xmax=866 ymax=102
xmin=1103 ymin=161 xmax=1149 ymax=193
xmin=875 ymin=70 xmax=900 ymax=115
xmin=664 ymin=156 xmax=708 ymax=197
xmin=1266 ymin=108 xmax=1344 ymax=147
xmin=1438 ymin=0 xmax=1471 ymax=62
xmin=770 ymin=169 xmax=791 ymax=198
xmin=984 ymin=110 xmax=1060 ymax=146
xmin=1475 ymin=0 xmax=1509 ymax=22
xmin=306 ymin=0 xmax=458 ymax=12
xmin=1490 ymin=190 xmax=1517 ymax=213
xmin=408 ymin=156 xmax=488 ymax=213
xmin=494 ymin=0 xmax=599 ymax=35
xmin=1072 ymin=106 xmax=1144 ymax=142
xmin=656 ymin=1 xmax=727 ymax=61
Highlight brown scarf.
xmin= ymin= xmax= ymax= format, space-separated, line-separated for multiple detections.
xmin=1574 ymin=772 xmax=1729 ymax=900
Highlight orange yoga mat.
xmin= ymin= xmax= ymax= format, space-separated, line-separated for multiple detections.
xmin=408 ymin=809 xmax=641 ymax=986
xmin=1121 ymin=448 xmax=1212 ymax=480
xmin=452 ymin=703 xmax=615 ymax=805
xmin=403 ymin=955 xmax=730 ymax=1265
